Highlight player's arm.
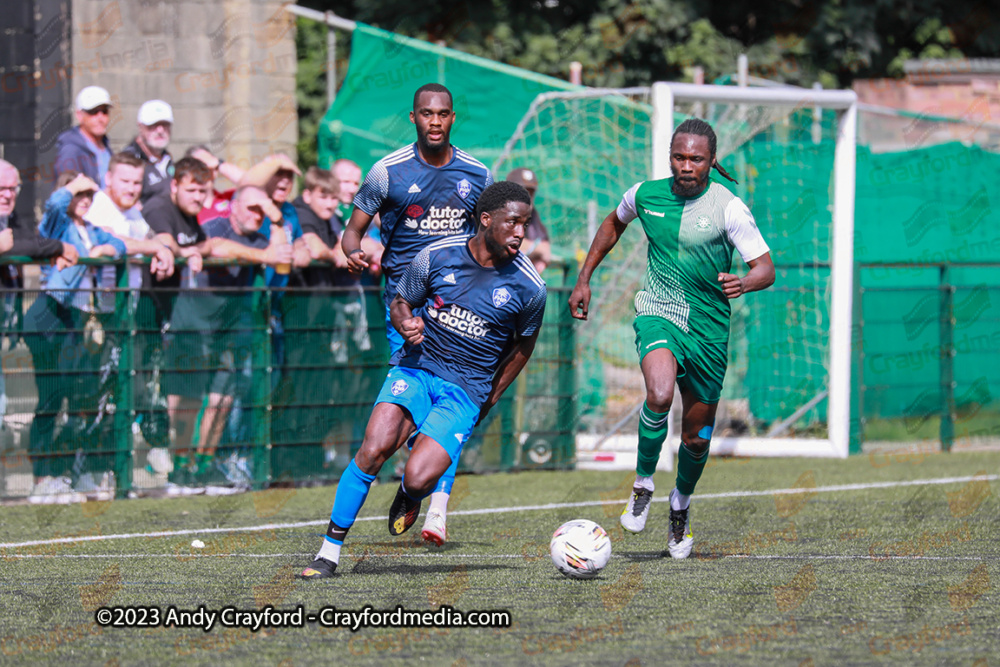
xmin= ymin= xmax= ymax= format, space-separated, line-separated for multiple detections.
xmin=478 ymin=330 xmax=540 ymax=424
xmin=720 ymin=197 xmax=775 ymax=299
xmin=718 ymin=252 xmax=775 ymax=299
xmin=568 ymin=209 xmax=629 ymax=320
xmin=389 ymin=294 xmax=424 ymax=345
xmin=390 ymin=247 xmax=432 ymax=343
xmin=343 ymin=161 xmax=389 ymax=273
xmin=342 ymin=208 xmax=375 ymax=273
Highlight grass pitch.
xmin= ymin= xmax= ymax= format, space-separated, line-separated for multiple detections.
xmin=1 ymin=450 xmax=997 ymax=665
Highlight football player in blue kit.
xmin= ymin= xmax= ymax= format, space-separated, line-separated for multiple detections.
xmin=340 ymin=83 xmax=494 ymax=546
xmin=298 ymin=181 xmax=546 ymax=579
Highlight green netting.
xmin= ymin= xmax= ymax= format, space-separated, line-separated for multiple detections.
xmin=492 ymin=88 xmax=1000 ymax=444
xmin=317 ymin=23 xmax=580 ymax=172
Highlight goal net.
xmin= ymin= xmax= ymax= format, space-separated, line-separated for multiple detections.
xmin=494 ymin=83 xmax=858 ymax=461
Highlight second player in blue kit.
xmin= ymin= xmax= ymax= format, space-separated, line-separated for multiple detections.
xmin=341 ymin=83 xmax=494 ymax=545
xmin=298 ymin=181 xmax=546 ymax=579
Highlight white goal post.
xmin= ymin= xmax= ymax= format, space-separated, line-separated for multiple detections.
xmin=653 ymin=82 xmax=858 ymax=459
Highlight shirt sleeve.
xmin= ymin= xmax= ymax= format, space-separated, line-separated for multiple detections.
xmin=38 ymin=188 xmax=74 ymax=240
xmin=724 ymin=197 xmax=770 ymax=263
xmin=516 ymin=283 xmax=547 ymax=337
xmin=352 ymin=159 xmax=390 ymax=217
xmin=91 ymin=225 xmax=128 ymax=258
xmin=615 ymin=182 xmax=643 ymax=224
xmin=395 ymin=246 xmax=432 ymax=307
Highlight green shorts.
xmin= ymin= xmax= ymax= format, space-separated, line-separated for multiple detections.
xmin=633 ymin=315 xmax=728 ymax=404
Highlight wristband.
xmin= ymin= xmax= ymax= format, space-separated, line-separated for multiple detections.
xmin=348 ymin=248 xmax=364 ymax=256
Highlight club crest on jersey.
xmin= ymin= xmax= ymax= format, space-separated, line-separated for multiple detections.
xmin=456 ymin=179 xmax=472 ymax=199
xmin=390 ymin=380 xmax=408 ymax=396
xmin=696 ymin=215 xmax=712 ymax=231
xmin=492 ymin=287 xmax=512 ymax=308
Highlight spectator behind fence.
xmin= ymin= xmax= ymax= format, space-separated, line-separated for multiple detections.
xmin=240 ymin=156 xmax=310 ymax=444
xmin=241 ymin=154 xmax=310 ymax=284
xmin=85 ymin=152 xmax=175 ymax=293
xmin=272 ymin=168 xmax=366 ymax=480
xmin=144 ymin=157 xmax=216 ymax=314
xmin=54 ymin=86 xmax=114 ymax=188
xmin=1 ymin=159 xmax=79 ymax=275
xmin=1 ymin=160 xmax=79 ymax=476
xmin=136 ymin=157 xmax=219 ymax=470
xmin=332 ymin=158 xmax=384 ymax=273
xmin=75 ymin=152 xmax=175 ymax=496
xmin=184 ymin=146 xmax=246 ymax=224
xmin=162 ymin=185 xmax=293 ymax=492
xmin=331 ymin=159 xmax=362 ymax=225
xmin=25 ymin=171 xmax=127 ymax=503
xmin=122 ymin=99 xmax=174 ymax=204
xmin=506 ymin=167 xmax=553 ymax=274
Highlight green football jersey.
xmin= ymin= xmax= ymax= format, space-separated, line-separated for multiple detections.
xmin=617 ymin=177 xmax=769 ymax=342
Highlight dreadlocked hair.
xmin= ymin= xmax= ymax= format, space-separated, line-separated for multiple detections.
xmin=672 ymin=118 xmax=739 ymax=185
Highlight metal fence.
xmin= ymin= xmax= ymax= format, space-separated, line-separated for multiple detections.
xmin=0 ymin=257 xmax=577 ymax=500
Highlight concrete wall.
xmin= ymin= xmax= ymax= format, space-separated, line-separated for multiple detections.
xmin=855 ymin=78 xmax=999 ymax=125
xmin=71 ymin=0 xmax=297 ymax=174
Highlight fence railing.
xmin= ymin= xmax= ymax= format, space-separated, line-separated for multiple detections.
xmin=0 ymin=257 xmax=577 ymax=500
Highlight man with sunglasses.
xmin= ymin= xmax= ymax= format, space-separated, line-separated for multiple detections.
xmin=54 ymin=86 xmax=114 ymax=188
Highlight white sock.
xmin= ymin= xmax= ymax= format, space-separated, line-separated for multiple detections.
xmin=671 ymin=489 xmax=690 ymax=510
xmin=317 ymin=539 xmax=342 ymax=564
xmin=634 ymin=475 xmax=655 ymax=492
xmin=428 ymin=491 xmax=450 ymax=516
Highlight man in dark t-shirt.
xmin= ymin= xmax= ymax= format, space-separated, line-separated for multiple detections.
xmin=161 ymin=185 xmax=293 ymax=492
xmin=145 ymin=157 xmax=213 ymax=322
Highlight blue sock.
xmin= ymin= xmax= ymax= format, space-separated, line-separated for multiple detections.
xmin=434 ymin=455 xmax=459 ymax=494
xmin=329 ymin=460 xmax=376 ymax=530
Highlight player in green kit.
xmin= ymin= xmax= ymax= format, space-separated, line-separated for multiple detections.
xmin=568 ymin=119 xmax=775 ymax=559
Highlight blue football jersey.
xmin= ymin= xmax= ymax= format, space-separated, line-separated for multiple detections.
xmin=353 ymin=143 xmax=494 ymax=294
xmin=393 ymin=236 xmax=547 ymax=407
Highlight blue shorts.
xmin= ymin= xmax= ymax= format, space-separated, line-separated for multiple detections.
xmin=375 ymin=366 xmax=479 ymax=462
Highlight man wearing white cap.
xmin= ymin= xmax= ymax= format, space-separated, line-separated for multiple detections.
xmin=54 ymin=85 xmax=114 ymax=188
xmin=123 ymin=99 xmax=175 ymax=204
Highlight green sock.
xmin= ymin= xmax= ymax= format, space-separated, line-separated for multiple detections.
xmin=196 ymin=453 xmax=213 ymax=474
xmin=675 ymin=442 xmax=709 ymax=496
xmin=636 ymin=402 xmax=670 ymax=477
xmin=174 ymin=454 xmax=190 ymax=471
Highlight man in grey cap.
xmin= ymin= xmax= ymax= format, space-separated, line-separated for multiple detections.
xmin=123 ymin=99 xmax=175 ymax=204
xmin=54 ymin=85 xmax=114 ymax=187
xmin=506 ymin=167 xmax=553 ymax=273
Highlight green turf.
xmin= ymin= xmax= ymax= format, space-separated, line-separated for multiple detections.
xmin=1 ymin=451 xmax=998 ymax=665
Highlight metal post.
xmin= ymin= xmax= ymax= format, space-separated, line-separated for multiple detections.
xmin=557 ymin=281 xmax=577 ymax=468
xmin=326 ymin=12 xmax=337 ymax=109
xmin=850 ymin=262 xmax=864 ymax=454
xmin=252 ymin=269 xmax=273 ymax=489
xmin=569 ymin=61 xmax=582 ymax=85
xmin=940 ymin=265 xmax=955 ymax=451
xmin=113 ymin=259 xmax=134 ymax=498
xmin=812 ymin=81 xmax=823 ymax=144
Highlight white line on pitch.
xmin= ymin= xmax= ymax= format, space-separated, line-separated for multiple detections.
xmin=0 ymin=473 xmax=994 ymax=550
xmin=0 ymin=552 xmax=986 ymax=562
